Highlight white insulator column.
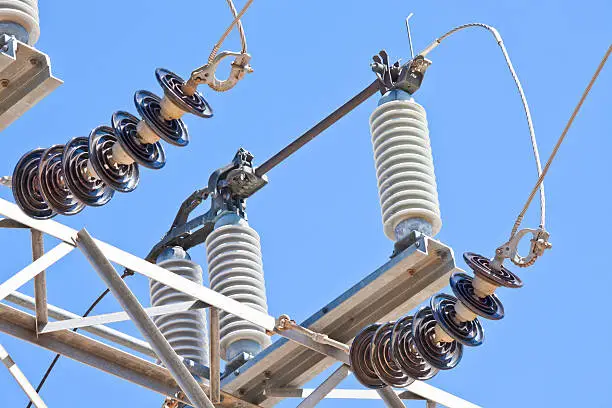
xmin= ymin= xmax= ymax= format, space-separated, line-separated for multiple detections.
xmin=370 ymin=89 xmax=442 ymax=241
xmin=205 ymin=213 xmax=271 ymax=362
xmin=0 ymin=0 xmax=39 ymax=44
xmin=151 ymin=247 xmax=209 ymax=366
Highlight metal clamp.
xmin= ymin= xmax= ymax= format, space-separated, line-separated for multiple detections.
xmin=186 ymin=51 xmax=253 ymax=93
xmin=492 ymin=227 xmax=552 ymax=269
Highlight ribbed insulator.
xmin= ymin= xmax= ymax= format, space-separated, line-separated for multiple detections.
xmin=0 ymin=0 xmax=39 ymax=44
xmin=151 ymin=255 xmax=209 ymax=366
xmin=205 ymin=221 xmax=271 ymax=361
xmin=370 ymin=97 xmax=442 ymax=240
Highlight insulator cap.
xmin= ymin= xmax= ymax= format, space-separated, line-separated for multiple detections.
xmin=12 ymin=148 xmax=55 ymax=219
xmin=450 ymin=273 xmax=504 ymax=320
xmin=134 ymin=90 xmax=189 ymax=147
xmin=88 ymin=126 xmax=139 ymax=193
xmin=430 ymin=294 xmax=484 ymax=347
xmin=463 ymin=252 xmax=523 ymax=289
xmin=349 ymin=324 xmax=386 ymax=389
xmin=412 ymin=306 xmax=462 ymax=370
xmin=112 ymin=111 xmax=166 ymax=170
xmin=371 ymin=321 xmax=415 ymax=387
xmin=155 ymin=68 xmax=213 ymax=118
xmin=391 ymin=315 xmax=438 ymax=380
xmin=62 ymin=136 xmax=114 ymax=207
xmin=39 ymin=144 xmax=84 ymax=216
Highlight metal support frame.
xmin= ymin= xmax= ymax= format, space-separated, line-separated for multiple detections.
xmin=30 ymin=229 xmax=48 ymax=333
xmin=0 ymin=342 xmax=48 ymax=408
xmin=377 ymin=387 xmax=407 ymax=408
xmin=0 ymin=198 xmax=479 ymax=407
xmin=209 ymin=307 xmax=221 ymax=404
xmin=76 ymin=229 xmax=215 ymax=408
xmin=295 ymin=364 xmax=350 ymax=408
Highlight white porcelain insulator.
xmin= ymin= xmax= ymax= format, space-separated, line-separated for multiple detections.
xmin=370 ymin=98 xmax=442 ymax=240
xmin=205 ymin=221 xmax=271 ymax=361
xmin=150 ymin=257 xmax=209 ymax=366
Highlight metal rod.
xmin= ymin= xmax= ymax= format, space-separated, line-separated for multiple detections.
xmin=209 ymin=307 xmax=220 ymax=404
xmin=406 ymin=13 xmax=415 ymax=59
xmin=0 ymin=342 xmax=48 ymax=408
xmin=296 ymin=364 xmax=350 ymax=408
xmin=76 ymin=229 xmax=215 ymax=408
xmin=377 ymin=387 xmax=407 ymax=408
xmin=40 ymin=300 xmax=207 ymax=333
xmin=5 ymin=291 xmax=156 ymax=358
xmin=0 ymin=242 xmax=74 ymax=303
xmin=255 ymin=79 xmax=379 ymax=177
xmin=31 ymin=229 xmax=48 ymax=333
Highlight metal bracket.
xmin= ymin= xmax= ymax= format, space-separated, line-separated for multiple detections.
xmin=371 ymin=50 xmax=431 ymax=95
xmin=492 ymin=227 xmax=552 ymax=269
xmin=185 ymin=51 xmax=253 ymax=94
xmin=148 ymin=148 xmax=268 ymax=261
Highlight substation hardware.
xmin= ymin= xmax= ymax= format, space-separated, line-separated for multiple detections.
xmin=11 ymin=68 xmax=213 ymax=219
xmin=0 ymin=0 xmax=61 ymax=132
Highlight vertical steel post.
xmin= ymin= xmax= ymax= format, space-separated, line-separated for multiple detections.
xmin=296 ymin=364 xmax=350 ymax=408
xmin=209 ymin=307 xmax=221 ymax=404
xmin=0 ymin=343 xmax=48 ymax=408
xmin=76 ymin=229 xmax=214 ymax=408
xmin=377 ymin=387 xmax=406 ymax=408
xmin=30 ymin=229 xmax=48 ymax=333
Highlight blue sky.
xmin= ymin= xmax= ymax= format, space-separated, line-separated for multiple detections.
xmin=1 ymin=1 xmax=611 ymax=407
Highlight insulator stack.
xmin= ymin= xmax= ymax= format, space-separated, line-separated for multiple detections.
xmin=0 ymin=0 xmax=40 ymax=44
xmin=205 ymin=214 xmax=271 ymax=362
xmin=350 ymin=251 xmax=522 ymax=389
xmin=370 ymin=90 xmax=441 ymax=241
xmin=151 ymin=247 xmax=209 ymax=366
xmin=10 ymin=68 xmax=213 ymax=220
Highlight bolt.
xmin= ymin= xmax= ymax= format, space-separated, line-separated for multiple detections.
xmin=234 ymin=369 xmax=240 ymax=376
xmin=0 ymin=79 xmax=9 ymax=88
xmin=407 ymin=268 xmax=416 ymax=276
xmin=238 ymin=389 xmax=245 ymax=396
xmin=264 ymin=370 xmax=272 ymax=379
xmin=29 ymin=58 xmax=39 ymax=66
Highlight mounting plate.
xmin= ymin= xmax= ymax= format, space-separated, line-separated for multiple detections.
xmin=0 ymin=35 xmax=62 ymax=131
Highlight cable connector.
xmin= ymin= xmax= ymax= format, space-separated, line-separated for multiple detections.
xmin=492 ymin=227 xmax=552 ymax=269
xmin=184 ymin=51 xmax=253 ymax=94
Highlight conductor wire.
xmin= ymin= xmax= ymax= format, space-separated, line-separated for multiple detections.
xmin=419 ymin=23 xmax=546 ymax=237
xmin=511 ymin=44 xmax=611 ymax=237
xmin=208 ymin=0 xmax=254 ymax=64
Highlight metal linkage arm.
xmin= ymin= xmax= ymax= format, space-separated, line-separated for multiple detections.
xmin=76 ymin=229 xmax=215 ymax=408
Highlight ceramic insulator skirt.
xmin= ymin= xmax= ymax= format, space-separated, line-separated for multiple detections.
xmin=370 ymin=98 xmax=442 ymax=240
xmin=205 ymin=222 xmax=271 ymax=361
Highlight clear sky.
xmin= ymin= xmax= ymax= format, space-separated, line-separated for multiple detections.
xmin=0 ymin=1 xmax=611 ymax=407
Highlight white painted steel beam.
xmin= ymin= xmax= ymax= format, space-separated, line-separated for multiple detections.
xmin=40 ymin=300 xmax=206 ymax=333
xmin=0 ymin=198 xmax=276 ymax=332
xmin=0 ymin=342 xmax=48 ymax=408
xmin=0 ymin=241 xmax=73 ymax=302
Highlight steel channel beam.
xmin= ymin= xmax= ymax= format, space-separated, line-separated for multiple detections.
xmin=0 ymin=303 xmax=259 ymax=408
xmin=0 ymin=342 xmax=48 ymax=408
xmin=76 ymin=229 xmax=215 ymax=408
xmin=0 ymin=241 xmax=74 ymax=302
xmin=221 ymin=235 xmax=457 ymax=406
xmin=40 ymin=300 xmax=207 ymax=333
xmin=0 ymin=198 xmax=276 ymax=332
xmin=295 ymin=364 xmax=350 ymax=408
